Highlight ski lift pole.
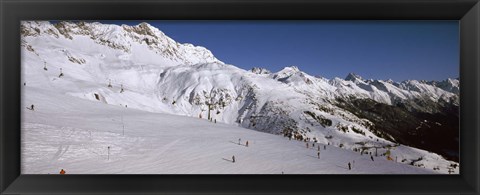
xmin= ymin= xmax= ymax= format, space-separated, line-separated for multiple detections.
xmin=122 ymin=114 xmax=125 ymax=136
xmin=107 ymin=146 xmax=110 ymax=161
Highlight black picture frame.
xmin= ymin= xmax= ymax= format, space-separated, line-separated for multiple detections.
xmin=1 ymin=0 xmax=479 ymax=194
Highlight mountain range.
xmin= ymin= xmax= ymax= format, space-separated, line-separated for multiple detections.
xmin=21 ymin=21 xmax=460 ymax=170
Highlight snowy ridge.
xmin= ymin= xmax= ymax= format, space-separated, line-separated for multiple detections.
xmin=21 ymin=21 xmax=459 ymax=174
xmin=22 ymin=21 xmax=222 ymax=66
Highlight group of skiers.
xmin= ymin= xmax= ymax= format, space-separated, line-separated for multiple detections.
xmin=230 ymin=138 xmax=251 ymax=163
xmin=42 ymin=62 xmax=63 ymax=78
xmin=238 ymin=138 xmax=249 ymax=147
xmin=301 ymin=138 xmax=381 ymax=171
xmin=107 ymin=79 xmax=125 ymax=93
xmin=307 ymin=142 xmax=327 ymax=160
xmin=231 ymin=135 xmax=383 ymax=172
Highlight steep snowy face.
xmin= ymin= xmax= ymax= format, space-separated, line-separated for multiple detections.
xmin=21 ymin=21 xmax=222 ymax=66
xmin=21 ymin=21 xmax=459 ymax=164
xmin=427 ymin=78 xmax=460 ymax=95
xmin=344 ymin=72 xmax=364 ymax=82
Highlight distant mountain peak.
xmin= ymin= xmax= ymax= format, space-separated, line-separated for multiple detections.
xmin=273 ymin=66 xmax=302 ymax=76
xmin=138 ymin=22 xmax=152 ymax=28
xmin=345 ymin=72 xmax=363 ymax=82
xmin=436 ymin=78 xmax=460 ymax=94
xmin=250 ymin=67 xmax=271 ymax=75
xmin=284 ymin=66 xmax=300 ymax=72
xmin=126 ymin=22 xmax=162 ymax=37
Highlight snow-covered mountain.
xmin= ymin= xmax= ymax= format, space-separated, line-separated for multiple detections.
xmin=21 ymin=21 xmax=221 ymax=66
xmin=21 ymin=21 xmax=459 ymax=173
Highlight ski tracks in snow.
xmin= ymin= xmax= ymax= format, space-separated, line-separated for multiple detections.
xmin=152 ymin=139 xmax=184 ymax=158
xmin=51 ymin=145 xmax=70 ymax=161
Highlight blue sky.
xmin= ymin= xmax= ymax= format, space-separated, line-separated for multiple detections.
xmin=104 ymin=21 xmax=459 ymax=81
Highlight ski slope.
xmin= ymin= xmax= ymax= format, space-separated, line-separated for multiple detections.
xmin=22 ymin=87 xmax=437 ymax=174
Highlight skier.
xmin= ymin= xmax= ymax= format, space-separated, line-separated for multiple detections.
xmin=317 ymin=145 xmax=320 ymax=151
xmin=317 ymin=151 xmax=320 ymax=159
xmin=24 ymin=82 xmax=26 ymax=86
xmin=324 ymin=145 xmax=326 ymax=150
xmin=107 ymin=146 xmax=111 ymax=161
xmin=306 ymin=143 xmax=309 ymax=149
xmin=43 ymin=62 xmax=48 ymax=71
xmin=214 ymin=119 xmax=217 ymax=123
xmin=120 ymin=84 xmax=124 ymax=93
xmin=313 ymin=143 xmax=315 ymax=147
xmin=246 ymin=141 xmax=249 ymax=147
xmin=28 ymin=104 xmax=34 ymax=111
xmin=370 ymin=156 xmax=374 ymax=161
xmin=232 ymin=155 xmax=235 ymax=163
xmin=238 ymin=138 xmax=241 ymax=145
xmin=60 ymin=169 xmax=66 ymax=174
xmin=348 ymin=162 xmax=351 ymax=170
xmin=58 ymin=68 xmax=63 ymax=78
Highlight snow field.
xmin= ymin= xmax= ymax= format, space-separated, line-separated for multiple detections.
xmin=22 ymin=88 xmax=436 ymax=174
